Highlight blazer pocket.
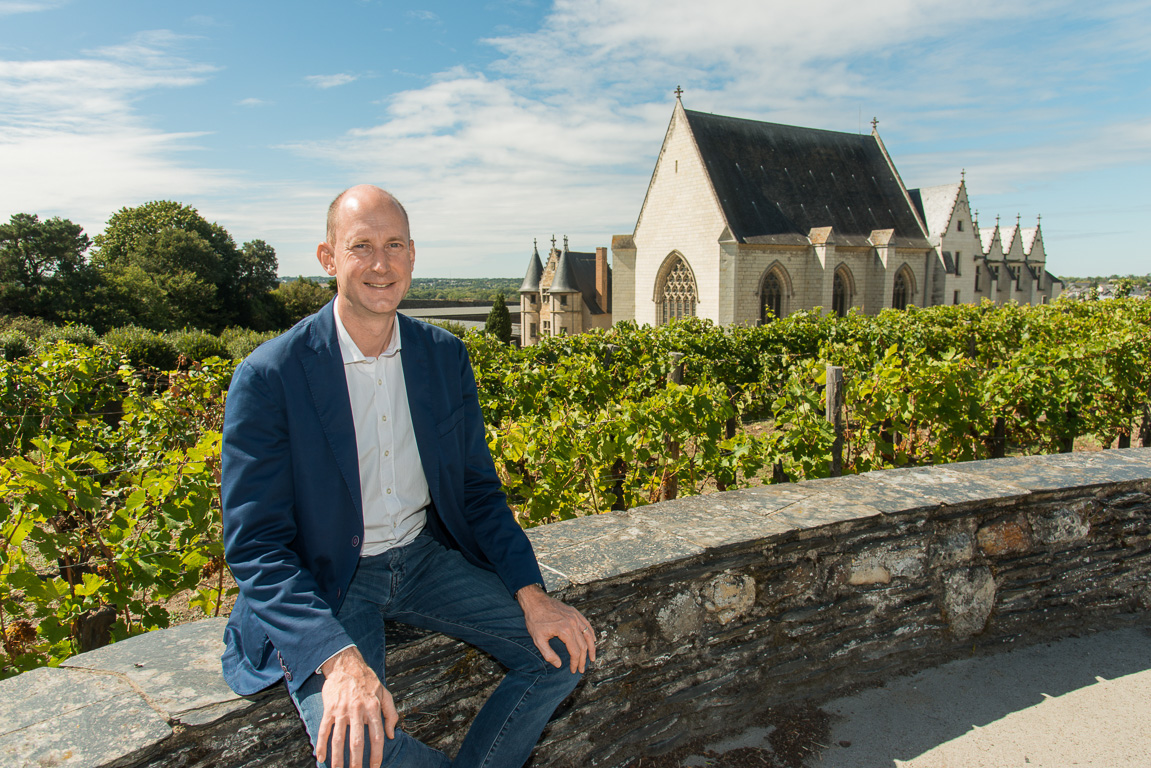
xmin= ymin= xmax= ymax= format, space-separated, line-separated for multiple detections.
xmin=437 ymin=404 xmax=465 ymax=437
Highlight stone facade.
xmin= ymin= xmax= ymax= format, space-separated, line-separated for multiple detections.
xmin=8 ymin=449 xmax=1148 ymax=768
xmin=613 ymin=100 xmax=1063 ymax=327
xmin=912 ymin=180 xmax=1062 ymax=307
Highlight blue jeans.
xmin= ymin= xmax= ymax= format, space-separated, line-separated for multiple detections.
xmin=290 ymin=531 xmax=581 ymax=768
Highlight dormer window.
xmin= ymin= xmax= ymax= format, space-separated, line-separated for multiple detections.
xmin=957 ymin=220 xmax=964 ymax=232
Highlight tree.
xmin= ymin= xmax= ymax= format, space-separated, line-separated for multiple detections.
xmin=485 ymin=293 xmax=513 ymax=344
xmin=230 ymin=240 xmax=281 ymax=330
xmin=271 ymin=277 xmax=332 ymax=328
xmin=93 ymin=201 xmax=245 ymax=329
xmin=0 ymin=213 xmax=91 ymax=320
xmin=93 ymin=201 xmax=236 ymax=270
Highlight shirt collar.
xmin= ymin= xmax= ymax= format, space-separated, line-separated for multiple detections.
xmin=333 ymin=302 xmax=402 ymax=364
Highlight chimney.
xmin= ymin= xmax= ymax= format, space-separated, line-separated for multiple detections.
xmin=595 ymin=246 xmax=608 ymax=311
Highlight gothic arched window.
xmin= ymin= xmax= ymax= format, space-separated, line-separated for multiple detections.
xmin=892 ymin=270 xmax=910 ymax=310
xmin=761 ymin=271 xmax=785 ymax=323
xmin=832 ymin=268 xmax=852 ymax=318
xmin=658 ymin=256 xmax=697 ymax=325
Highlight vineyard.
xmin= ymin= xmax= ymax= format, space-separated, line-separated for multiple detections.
xmin=1 ymin=298 xmax=1150 ymax=676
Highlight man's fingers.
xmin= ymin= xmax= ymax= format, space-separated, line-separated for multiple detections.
xmin=316 ymin=713 xmax=333 ymax=764
xmin=347 ymin=717 xmax=366 ymax=768
xmin=380 ymin=686 xmax=399 ymax=740
xmin=366 ymin=715 xmax=386 ymax=768
xmin=330 ymin=719 xmax=347 ymax=768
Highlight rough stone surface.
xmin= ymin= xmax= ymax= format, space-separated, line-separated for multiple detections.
xmin=942 ymin=566 xmax=997 ymax=638
xmin=3 ymin=448 xmax=1149 ymax=768
xmin=62 ymin=617 xmax=246 ymax=727
xmin=0 ymin=666 xmax=171 ymax=768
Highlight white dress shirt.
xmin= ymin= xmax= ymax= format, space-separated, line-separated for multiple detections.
xmin=333 ymin=304 xmax=431 ymax=557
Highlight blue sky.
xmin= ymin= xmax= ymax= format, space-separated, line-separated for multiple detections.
xmin=1 ymin=0 xmax=1148 ymax=279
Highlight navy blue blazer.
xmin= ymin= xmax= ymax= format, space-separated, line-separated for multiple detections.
xmin=220 ymin=302 xmax=543 ymax=695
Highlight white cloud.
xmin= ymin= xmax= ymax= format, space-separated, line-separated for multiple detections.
xmin=0 ymin=0 xmax=65 ymax=16
xmin=237 ymin=97 xmax=269 ymax=107
xmin=305 ymin=73 xmax=357 ymax=89
xmin=0 ymin=30 xmax=235 ymax=237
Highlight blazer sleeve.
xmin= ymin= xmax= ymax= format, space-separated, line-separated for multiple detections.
xmin=221 ymin=358 xmax=355 ymax=691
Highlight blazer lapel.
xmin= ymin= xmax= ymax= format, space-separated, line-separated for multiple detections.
xmin=301 ymin=302 xmax=362 ymax=515
xmin=398 ymin=315 xmax=441 ymax=504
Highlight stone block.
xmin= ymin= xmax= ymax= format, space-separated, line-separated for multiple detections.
xmin=977 ymin=516 xmax=1033 ymax=556
xmin=657 ymin=589 xmax=706 ymax=643
xmin=930 ymin=519 xmax=977 ymax=567
xmin=864 ymin=465 xmax=1028 ymax=507
xmin=61 ymin=617 xmax=248 ymax=727
xmin=942 ymin=566 xmax=996 ymax=638
xmin=0 ymin=666 xmax=170 ymax=768
xmin=1029 ymin=501 xmax=1093 ymax=546
xmin=702 ymin=573 xmax=757 ymax=624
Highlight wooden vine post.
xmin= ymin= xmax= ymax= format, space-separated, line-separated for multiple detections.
xmin=826 ymin=364 xmax=845 ymax=477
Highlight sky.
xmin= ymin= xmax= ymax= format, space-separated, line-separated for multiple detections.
xmin=1 ymin=0 xmax=1149 ymax=279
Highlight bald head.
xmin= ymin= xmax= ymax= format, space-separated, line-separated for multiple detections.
xmin=326 ymin=185 xmax=410 ymax=244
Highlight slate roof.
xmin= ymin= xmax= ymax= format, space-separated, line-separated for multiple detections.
xmin=519 ymin=243 xmax=544 ymax=293
xmin=908 ymin=182 xmax=961 ymax=238
xmin=550 ymin=248 xmax=609 ymax=314
xmin=979 ymin=227 xmax=998 ymax=254
xmin=683 ymin=109 xmax=930 ymax=248
xmin=549 ymin=246 xmax=580 ymax=294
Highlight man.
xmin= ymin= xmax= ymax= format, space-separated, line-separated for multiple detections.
xmin=220 ymin=185 xmax=595 ymax=768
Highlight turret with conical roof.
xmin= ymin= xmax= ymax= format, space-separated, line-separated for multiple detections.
xmin=519 ymin=238 xmax=543 ymax=294
xmin=549 ymin=236 xmax=580 ymax=294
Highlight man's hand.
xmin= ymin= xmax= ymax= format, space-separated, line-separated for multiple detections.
xmin=315 ymin=646 xmax=399 ymax=768
xmin=516 ymin=584 xmax=596 ymax=674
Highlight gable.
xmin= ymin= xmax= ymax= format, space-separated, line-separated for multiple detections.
xmin=633 ymin=104 xmax=727 ymax=239
xmin=909 ymin=182 xmax=962 ymax=238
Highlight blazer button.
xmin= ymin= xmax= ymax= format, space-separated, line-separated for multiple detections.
xmin=351 ymin=535 xmax=360 ymax=548
xmin=284 ymin=670 xmax=292 ymax=682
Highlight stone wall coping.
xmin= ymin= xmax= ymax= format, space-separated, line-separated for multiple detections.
xmin=3 ymin=447 xmax=1149 ymax=767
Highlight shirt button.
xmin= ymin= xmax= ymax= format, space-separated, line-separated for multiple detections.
xmin=377 ymin=379 xmax=382 ymax=386
xmin=384 ymin=450 xmax=390 ymax=457
xmin=382 ymin=414 xmax=388 ymax=422
xmin=351 ymin=535 xmax=360 ymax=547
xmin=386 ymin=488 xmax=392 ymax=494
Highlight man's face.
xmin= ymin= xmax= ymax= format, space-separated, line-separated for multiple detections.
xmin=318 ymin=189 xmax=414 ymax=327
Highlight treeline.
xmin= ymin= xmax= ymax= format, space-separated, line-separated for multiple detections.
xmin=0 ymin=204 xmax=332 ymax=335
xmin=406 ymin=277 xmax=521 ymax=302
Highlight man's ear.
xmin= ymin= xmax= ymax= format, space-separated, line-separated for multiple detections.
xmin=317 ymin=242 xmax=337 ymax=275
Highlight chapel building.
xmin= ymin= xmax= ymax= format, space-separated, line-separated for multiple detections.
xmin=607 ymin=97 xmax=1061 ymax=327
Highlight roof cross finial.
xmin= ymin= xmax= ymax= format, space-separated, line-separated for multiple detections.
xmin=563 ymin=235 xmax=569 ymax=251
xmin=675 ymin=85 xmax=683 ymax=100
xmin=1016 ymin=213 xmax=1021 ymax=226
xmin=961 ymin=168 xmax=966 ymax=182
xmin=551 ymin=234 xmax=556 ymax=250
xmin=871 ymin=116 xmax=878 ymax=131
xmin=1037 ymin=213 xmax=1042 ymax=225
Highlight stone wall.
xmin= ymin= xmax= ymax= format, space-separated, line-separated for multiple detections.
xmin=4 ymin=449 xmax=1149 ymax=768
